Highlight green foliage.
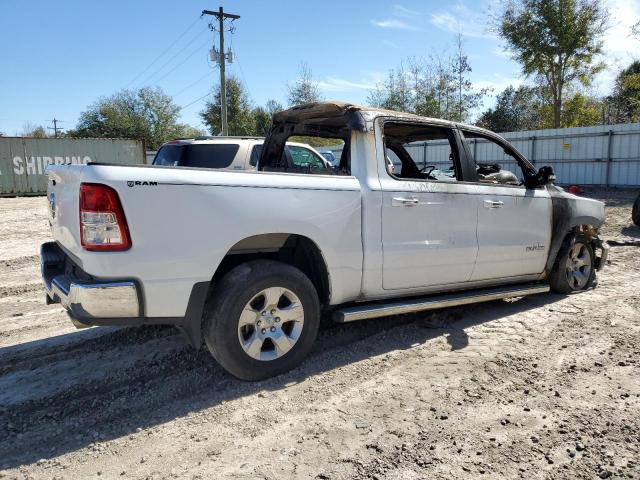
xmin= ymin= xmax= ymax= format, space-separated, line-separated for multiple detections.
xmin=367 ymin=38 xmax=489 ymax=122
xmin=287 ymin=63 xmax=322 ymax=106
xmin=253 ymin=106 xmax=271 ymax=136
xmin=200 ymin=76 xmax=257 ymax=136
xmin=71 ymin=87 xmax=194 ymax=149
xmin=289 ymin=136 xmax=344 ymax=148
xmin=608 ymin=61 xmax=640 ymax=123
xmin=496 ymin=0 xmax=609 ymax=127
xmin=477 ymin=85 xmax=543 ymax=132
xmin=21 ymin=123 xmax=48 ymax=138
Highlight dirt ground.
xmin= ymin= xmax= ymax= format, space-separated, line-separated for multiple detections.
xmin=0 ymin=189 xmax=638 ymax=480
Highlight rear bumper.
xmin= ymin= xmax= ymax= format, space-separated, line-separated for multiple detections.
xmin=41 ymin=241 xmax=142 ymax=327
xmin=40 ymin=241 xmax=209 ymax=347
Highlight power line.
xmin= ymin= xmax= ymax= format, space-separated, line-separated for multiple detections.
xmin=136 ymin=25 xmax=209 ymax=87
xmin=124 ymin=16 xmax=202 ymax=88
xmin=153 ymin=38 xmax=211 ymax=84
xmin=172 ymin=71 xmax=213 ymax=98
xmin=180 ymin=92 xmax=213 ymax=110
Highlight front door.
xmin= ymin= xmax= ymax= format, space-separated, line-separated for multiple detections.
xmin=379 ymin=122 xmax=478 ymax=290
xmin=459 ymin=130 xmax=552 ymax=281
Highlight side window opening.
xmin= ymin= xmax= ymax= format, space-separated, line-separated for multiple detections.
xmin=461 ymin=131 xmax=532 ymax=186
xmin=383 ymin=123 xmax=460 ymax=182
xmin=261 ymin=135 xmax=349 ymax=175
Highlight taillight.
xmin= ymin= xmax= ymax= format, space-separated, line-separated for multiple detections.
xmin=79 ymin=183 xmax=131 ymax=251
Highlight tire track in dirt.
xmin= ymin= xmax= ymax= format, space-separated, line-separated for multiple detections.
xmin=0 ymin=283 xmax=41 ymax=299
xmin=1 ymin=254 xmax=39 ymax=270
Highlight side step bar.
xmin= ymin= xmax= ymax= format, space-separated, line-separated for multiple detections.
xmin=333 ymin=283 xmax=550 ymax=323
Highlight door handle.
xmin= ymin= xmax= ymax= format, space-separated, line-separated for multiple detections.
xmin=392 ymin=197 xmax=419 ymax=206
xmin=484 ymin=200 xmax=504 ymax=209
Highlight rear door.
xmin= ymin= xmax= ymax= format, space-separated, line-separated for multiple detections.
xmin=379 ymin=122 xmax=478 ymax=290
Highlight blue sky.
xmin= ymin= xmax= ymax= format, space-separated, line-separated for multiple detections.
xmin=1 ymin=0 xmax=639 ymax=135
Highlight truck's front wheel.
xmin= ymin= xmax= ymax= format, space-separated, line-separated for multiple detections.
xmin=203 ymin=260 xmax=320 ymax=381
xmin=549 ymin=234 xmax=596 ymax=294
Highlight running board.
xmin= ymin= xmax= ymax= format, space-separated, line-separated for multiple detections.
xmin=333 ymin=283 xmax=550 ymax=323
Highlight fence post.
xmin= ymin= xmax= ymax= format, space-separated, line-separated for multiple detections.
xmin=423 ymin=142 xmax=427 ymax=170
xmin=530 ymin=136 xmax=536 ymax=165
xmin=605 ymin=129 xmax=613 ymax=187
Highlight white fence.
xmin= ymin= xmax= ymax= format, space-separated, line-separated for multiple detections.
xmin=325 ymin=122 xmax=640 ymax=187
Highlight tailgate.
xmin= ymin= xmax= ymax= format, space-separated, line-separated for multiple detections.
xmin=47 ymin=164 xmax=85 ymax=254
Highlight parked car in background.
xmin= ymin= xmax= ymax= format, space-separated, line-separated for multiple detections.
xmin=318 ymin=150 xmax=338 ymax=167
xmin=42 ymin=101 xmax=608 ymax=381
xmin=153 ymin=137 xmax=332 ymax=173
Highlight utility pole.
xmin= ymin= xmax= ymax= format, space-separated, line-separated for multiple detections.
xmin=202 ymin=7 xmax=240 ymax=136
xmin=47 ymin=118 xmax=63 ymax=138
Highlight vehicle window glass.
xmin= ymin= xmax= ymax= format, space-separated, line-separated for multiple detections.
xmin=181 ymin=144 xmax=239 ymax=169
xmin=153 ymin=145 xmax=183 ymax=166
xmin=249 ymin=145 xmax=262 ymax=167
xmin=287 ymin=145 xmax=328 ymax=170
xmin=383 ymin=123 xmax=459 ymax=182
xmin=461 ymin=132 xmax=524 ymax=186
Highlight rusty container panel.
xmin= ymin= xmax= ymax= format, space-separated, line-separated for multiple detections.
xmin=0 ymin=137 xmax=145 ymax=196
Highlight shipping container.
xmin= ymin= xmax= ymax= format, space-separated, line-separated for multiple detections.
xmin=0 ymin=137 xmax=145 ymax=196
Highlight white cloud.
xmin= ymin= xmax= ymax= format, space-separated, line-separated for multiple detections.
xmin=474 ymin=74 xmax=525 ymax=94
xmin=392 ymin=5 xmax=421 ymax=18
xmin=370 ymin=18 xmax=418 ymax=30
xmin=430 ymin=3 xmax=495 ymax=39
xmin=317 ymin=76 xmax=377 ymax=93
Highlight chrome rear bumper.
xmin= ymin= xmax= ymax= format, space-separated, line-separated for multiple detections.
xmin=41 ymin=242 xmax=141 ymax=327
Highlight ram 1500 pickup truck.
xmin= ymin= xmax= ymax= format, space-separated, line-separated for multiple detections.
xmin=41 ymin=102 xmax=608 ymax=380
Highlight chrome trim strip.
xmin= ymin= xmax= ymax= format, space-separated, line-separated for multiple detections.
xmin=334 ymin=284 xmax=550 ymax=323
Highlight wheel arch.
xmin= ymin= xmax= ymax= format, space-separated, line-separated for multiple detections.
xmin=180 ymin=233 xmax=331 ymax=349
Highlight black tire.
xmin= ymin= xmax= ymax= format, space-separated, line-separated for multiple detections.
xmin=549 ymin=233 xmax=596 ymax=294
xmin=632 ymin=193 xmax=640 ymax=227
xmin=203 ymin=260 xmax=320 ymax=381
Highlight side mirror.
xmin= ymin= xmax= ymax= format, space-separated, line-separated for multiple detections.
xmin=537 ymin=165 xmax=556 ymax=185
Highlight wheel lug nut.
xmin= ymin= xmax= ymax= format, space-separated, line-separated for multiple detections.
xmin=261 ymin=328 xmax=266 ymax=334
xmin=275 ymin=317 xmax=280 ymax=322
xmin=271 ymin=309 xmax=276 ymax=314
xmin=257 ymin=320 xmax=261 ymax=326
xmin=261 ymin=311 xmax=266 ymax=316
xmin=270 ymin=327 xmax=276 ymax=332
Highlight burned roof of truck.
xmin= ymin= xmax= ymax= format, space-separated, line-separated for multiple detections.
xmin=272 ymin=101 xmax=461 ymax=130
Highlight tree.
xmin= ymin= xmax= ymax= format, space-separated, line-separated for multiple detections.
xmin=21 ymin=123 xmax=48 ymax=138
xmin=253 ymin=106 xmax=271 ymax=136
xmin=495 ymin=0 xmax=609 ymax=128
xmin=477 ymin=85 xmax=543 ymax=131
xmin=367 ymin=40 xmax=488 ymax=122
xmin=200 ymin=76 xmax=257 ymax=136
xmin=451 ymin=34 xmax=491 ymax=122
xmin=287 ymin=63 xmax=321 ymax=106
xmin=633 ymin=20 xmax=640 ymax=39
xmin=608 ymin=61 xmax=640 ymax=123
xmin=265 ymin=99 xmax=284 ymax=116
xmin=71 ymin=87 xmax=189 ymax=149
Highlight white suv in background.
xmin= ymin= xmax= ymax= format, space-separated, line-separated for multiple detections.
xmin=153 ymin=136 xmax=334 ymax=173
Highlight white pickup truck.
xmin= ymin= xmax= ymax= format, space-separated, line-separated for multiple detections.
xmin=41 ymin=102 xmax=608 ymax=380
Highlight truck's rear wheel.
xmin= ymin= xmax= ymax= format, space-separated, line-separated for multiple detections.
xmin=203 ymin=260 xmax=320 ymax=381
xmin=549 ymin=234 xmax=596 ymax=293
